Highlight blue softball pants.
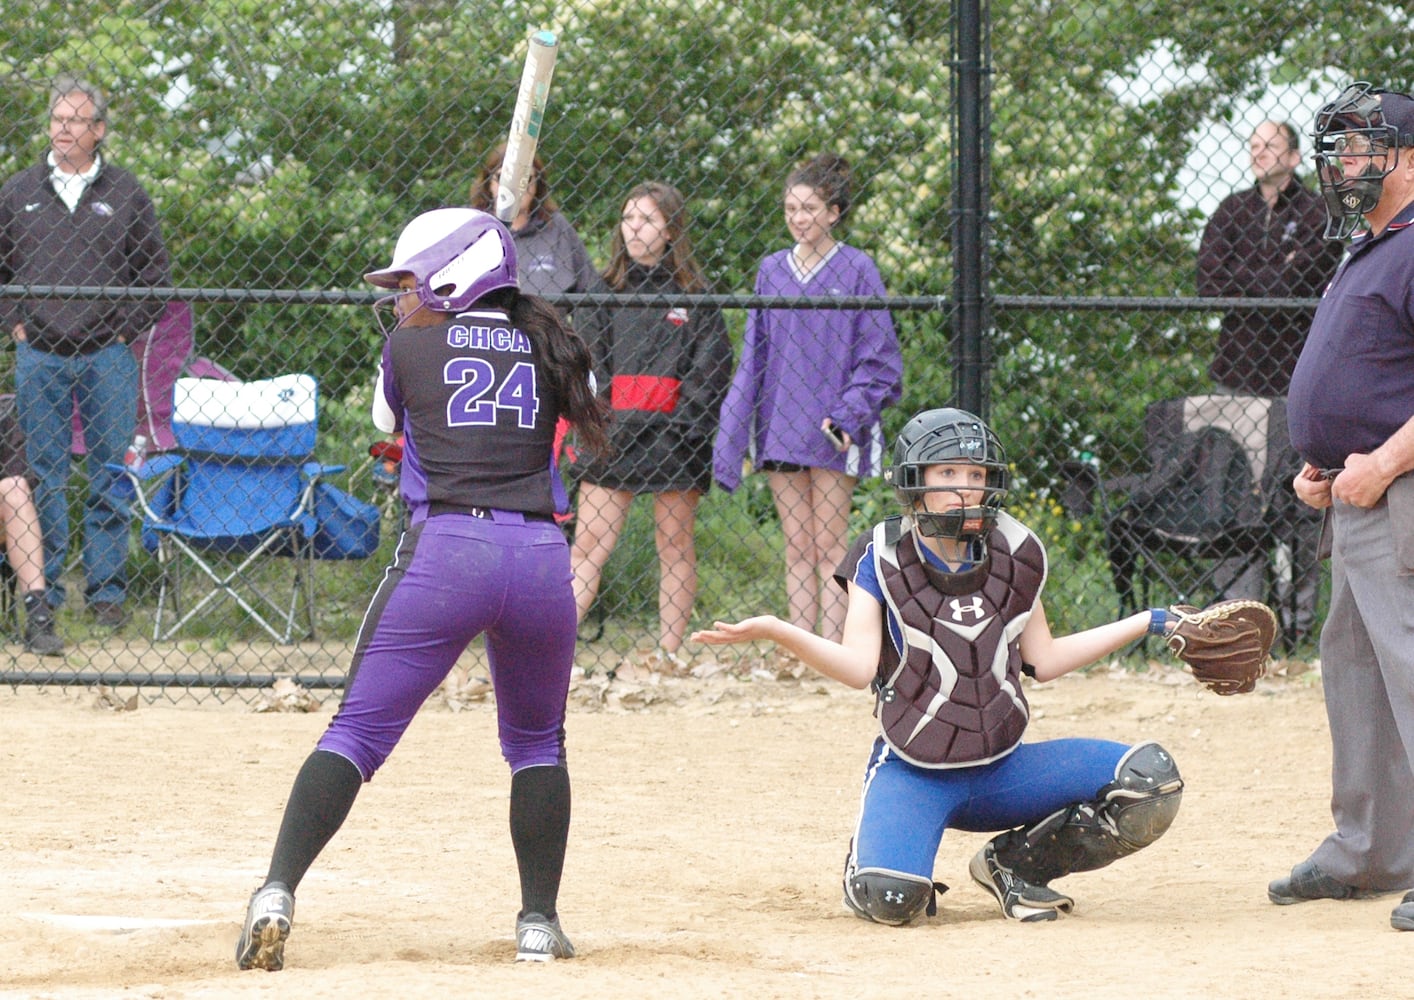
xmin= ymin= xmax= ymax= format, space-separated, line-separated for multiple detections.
xmin=849 ymin=736 xmax=1130 ymax=878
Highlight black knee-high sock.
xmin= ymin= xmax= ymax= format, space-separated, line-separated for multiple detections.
xmin=509 ymin=764 xmax=571 ymax=919
xmin=265 ymin=750 xmax=364 ymax=892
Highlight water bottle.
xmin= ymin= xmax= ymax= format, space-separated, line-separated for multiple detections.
xmin=123 ymin=434 xmax=148 ymax=473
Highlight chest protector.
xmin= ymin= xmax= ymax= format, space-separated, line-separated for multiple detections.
xmin=871 ymin=512 xmax=1047 ymax=768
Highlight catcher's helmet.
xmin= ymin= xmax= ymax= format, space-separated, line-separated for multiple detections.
xmin=884 ymin=408 xmax=1009 ymax=542
xmin=365 ymin=208 xmax=518 ymax=312
xmin=1311 ymin=82 xmax=1414 ymax=239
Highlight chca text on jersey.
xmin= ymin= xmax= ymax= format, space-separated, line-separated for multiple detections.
xmin=446 ymin=324 xmax=532 ymax=354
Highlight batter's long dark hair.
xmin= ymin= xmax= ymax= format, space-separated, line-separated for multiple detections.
xmin=483 ymin=288 xmax=610 ymax=458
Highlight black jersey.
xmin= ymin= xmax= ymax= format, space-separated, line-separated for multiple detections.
xmin=380 ymin=307 xmax=562 ymax=518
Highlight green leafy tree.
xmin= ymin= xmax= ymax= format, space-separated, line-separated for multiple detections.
xmin=0 ymin=0 xmax=1408 ymax=642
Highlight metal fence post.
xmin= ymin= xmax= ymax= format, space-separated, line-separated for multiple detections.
xmin=952 ymin=0 xmax=991 ymax=418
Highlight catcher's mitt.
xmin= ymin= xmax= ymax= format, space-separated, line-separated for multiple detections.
xmin=1164 ymin=599 xmax=1277 ymax=696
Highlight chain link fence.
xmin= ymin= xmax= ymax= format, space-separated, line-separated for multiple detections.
xmin=0 ymin=1 xmax=1406 ymax=699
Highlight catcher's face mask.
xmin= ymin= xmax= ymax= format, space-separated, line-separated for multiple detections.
xmin=886 ymin=408 xmax=1009 ymax=544
xmin=1311 ymin=82 xmax=1414 ymax=239
xmin=908 ymin=463 xmax=1004 ymax=542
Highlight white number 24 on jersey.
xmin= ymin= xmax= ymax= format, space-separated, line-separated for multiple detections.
xmin=443 ymin=358 xmax=540 ymax=429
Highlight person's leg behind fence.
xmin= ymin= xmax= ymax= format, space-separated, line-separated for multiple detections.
xmin=75 ymin=342 xmax=138 ymax=613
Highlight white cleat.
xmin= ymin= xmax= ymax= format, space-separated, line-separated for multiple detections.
xmin=515 ymin=912 xmax=576 ymax=962
xmin=236 ymin=882 xmax=295 ymax=971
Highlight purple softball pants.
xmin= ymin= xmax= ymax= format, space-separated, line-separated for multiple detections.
xmin=317 ymin=510 xmax=576 ymax=779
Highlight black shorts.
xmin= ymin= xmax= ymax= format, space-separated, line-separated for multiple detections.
xmin=0 ymin=395 xmax=29 ymax=483
xmin=574 ymin=422 xmax=713 ymax=495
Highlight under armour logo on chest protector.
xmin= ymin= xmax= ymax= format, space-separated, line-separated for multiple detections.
xmin=948 ymin=596 xmax=987 ymax=622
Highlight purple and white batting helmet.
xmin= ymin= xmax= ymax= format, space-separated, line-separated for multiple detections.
xmin=364 ymin=208 xmax=518 ymax=312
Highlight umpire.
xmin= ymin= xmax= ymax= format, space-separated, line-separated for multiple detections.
xmin=1271 ymin=81 xmax=1414 ymax=931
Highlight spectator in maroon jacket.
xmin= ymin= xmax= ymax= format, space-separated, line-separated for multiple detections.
xmin=1197 ymin=120 xmax=1344 ymax=644
xmin=1198 ymin=120 xmax=1343 ymax=396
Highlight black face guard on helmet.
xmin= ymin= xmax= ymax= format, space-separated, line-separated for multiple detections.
xmin=883 ymin=408 xmax=1010 ymax=544
xmin=1311 ymin=82 xmax=1414 ymax=239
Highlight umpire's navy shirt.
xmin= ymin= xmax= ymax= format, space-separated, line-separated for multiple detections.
xmin=1288 ymin=201 xmax=1414 ymax=470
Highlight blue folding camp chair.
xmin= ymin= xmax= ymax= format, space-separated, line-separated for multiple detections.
xmin=120 ymin=374 xmax=346 ymax=643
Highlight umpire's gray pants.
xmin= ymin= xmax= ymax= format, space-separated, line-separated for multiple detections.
xmin=1310 ymin=479 xmax=1414 ymax=891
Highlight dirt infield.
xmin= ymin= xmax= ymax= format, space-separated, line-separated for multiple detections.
xmin=4 ymin=654 xmax=1409 ymax=1000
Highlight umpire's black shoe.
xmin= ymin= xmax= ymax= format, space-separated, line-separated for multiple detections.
xmin=1267 ymin=860 xmax=1378 ymax=905
xmin=1392 ymin=891 xmax=1414 ymax=931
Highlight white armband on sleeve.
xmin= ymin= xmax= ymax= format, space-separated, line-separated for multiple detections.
xmin=371 ymin=370 xmax=396 ymax=434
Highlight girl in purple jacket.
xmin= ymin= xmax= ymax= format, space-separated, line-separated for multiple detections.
xmin=714 ymin=154 xmax=902 ymax=641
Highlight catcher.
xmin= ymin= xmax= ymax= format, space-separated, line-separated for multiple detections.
xmin=692 ymin=407 xmax=1275 ymax=925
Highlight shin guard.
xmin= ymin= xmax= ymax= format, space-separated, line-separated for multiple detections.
xmin=994 ymin=741 xmax=1183 ymax=885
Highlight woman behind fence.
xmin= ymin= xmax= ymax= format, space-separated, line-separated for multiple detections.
xmin=713 ymin=153 xmax=902 ymax=643
xmin=235 ymin=208 xmax=608 ymax=970
xmin=469 ymin=143 xmax=601 ymax=303
xmin=568 ymin=181 xmax=732 ymax=662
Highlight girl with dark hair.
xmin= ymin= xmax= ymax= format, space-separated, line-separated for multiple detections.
xmin=469 ymin=143 xmax=601 ymax=302
xmin=236 ymin=209 xmax=608 ymax=971
xmin=714 ymin=153 xmax=903 ymax=642
xmin=569 ymin=182 xmax=732 ymax=660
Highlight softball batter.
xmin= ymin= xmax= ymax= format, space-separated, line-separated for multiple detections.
xmin=236 ymin=208 xmax=609 ymax=970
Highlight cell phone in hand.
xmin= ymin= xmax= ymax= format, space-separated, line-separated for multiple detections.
xmin=821 ymin=420 xmax=848 ymax=452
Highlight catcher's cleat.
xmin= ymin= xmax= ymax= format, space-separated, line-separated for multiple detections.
xmin=515 ymin=912 xmax=576 ymax=962
xmin=1267 ymin=860 xmax=1383 ymax=906
xmin=1392 ymin=891 xmax=1414 ymax=931
xmin=236 ymin=882 xmax=294 ymax=971
xmin=970 ymin=843 xmax=1074 ymax=922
